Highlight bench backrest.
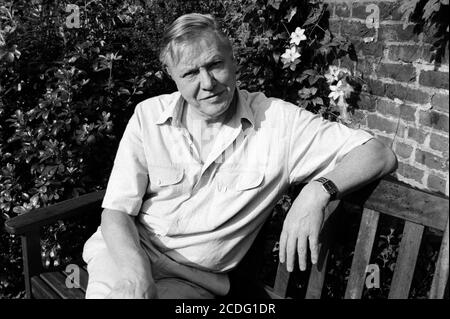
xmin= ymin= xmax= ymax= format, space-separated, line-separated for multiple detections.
xmin=265 ymin=178 xmax=449 ymax=299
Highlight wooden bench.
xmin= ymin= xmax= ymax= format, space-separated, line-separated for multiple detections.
xmin=4 ymin=177 xmax=449 ymax=299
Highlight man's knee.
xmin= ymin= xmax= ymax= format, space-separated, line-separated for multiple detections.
xmin=156 ymin=278 xmax=215 ymax=299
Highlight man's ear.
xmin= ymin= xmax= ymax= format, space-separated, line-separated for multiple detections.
xmin=164 ymin=65 xmax=172 ymax=79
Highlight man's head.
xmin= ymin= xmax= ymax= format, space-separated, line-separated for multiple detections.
xmin=160 ymin=13 xmax=237 ymax=121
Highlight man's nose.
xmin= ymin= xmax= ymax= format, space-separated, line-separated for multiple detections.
xmin=199 ymin=69 xmax=216 ymax=90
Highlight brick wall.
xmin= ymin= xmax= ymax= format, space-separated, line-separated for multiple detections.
xmin=326 ymin=0 xmax=449 ymax=195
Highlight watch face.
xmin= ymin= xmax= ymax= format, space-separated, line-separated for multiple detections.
xmin=323 ymin=181 xmax=337 ymax=194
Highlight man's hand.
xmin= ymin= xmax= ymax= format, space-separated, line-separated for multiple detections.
xmin=106 ymin=275 xmax=158 ymax=299
xmin=279 ymin=181 xmax=329 ymax=272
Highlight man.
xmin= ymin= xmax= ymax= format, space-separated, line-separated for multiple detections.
xmin=82 ymin=13 xmax=397 ymax=299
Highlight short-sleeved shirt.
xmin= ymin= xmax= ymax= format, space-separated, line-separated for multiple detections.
xmin=102 ymin=89 xmax=373 ymax=272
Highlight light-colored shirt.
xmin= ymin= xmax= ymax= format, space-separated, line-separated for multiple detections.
xmin=102 ymin=89 xmax=373 ymax=272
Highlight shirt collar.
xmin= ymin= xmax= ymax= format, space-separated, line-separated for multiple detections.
xmin=155 ymin=88 xmax=255 ymax=129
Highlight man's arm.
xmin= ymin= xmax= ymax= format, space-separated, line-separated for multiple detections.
xmin=279 ymin=138 xmax=397 ymax=272
xmin=100 ymin=209 xmax=157 ymax=298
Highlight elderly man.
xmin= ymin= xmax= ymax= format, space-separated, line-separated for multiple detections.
xmin=82 ymin=13 xmax=397 ymax=299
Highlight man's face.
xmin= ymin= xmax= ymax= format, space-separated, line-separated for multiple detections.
xmin=166 ymin=31 xmax=237 ymax=121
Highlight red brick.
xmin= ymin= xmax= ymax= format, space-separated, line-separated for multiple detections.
xmin=367 ymin=78 xmax=386 ymax=97
xmin=340 ymin=20 xmax=376 ymax=39
xmin=357 ymin=93 xmax=377 ymax=112
xmin=376 ymin=99 xmax=399 ymax=117
xmin=396 ymin=162 xmax=424 ymax=183
xmin=329 ymin=21 xmax=341 ymax=35
xmin=407 ymin=127 xmax=430 ymax=144
xmin=340 ymin=55 xmax=355 ymax=72
xmin=351 ymin=109 xmax=367 ymax=126
xmin=377 ymin=63 xmax=416 ymax=83
xmin=419 ymin=110 xmax=449 ymax=133
xmin=385 ymin=83 xmax=430 ymax=104
xmin=354 ymin=41 xmax=384 ymax=57
xmin=388 ymin=45 xmax=423 ymax=63
xmin=421 ymin=44 xmax=449 ymax=65
xmin=367 ymin=114 xmax=398 ymax=133
xmin=421 ymin=44 xmax=436 ymax=64
xmin=399 ymin=104 xmax=417 ymax=122
xmin=394 ymin=142 xmax=414 ymax=159
xmin=427 ymin=174 xmax=447 ymax=195
xmin=419 ymin=70 xmax=449 ymax=89
xmin=356 ymin=58 xmax=375 ymax=77
xmin=378 ymin=1 xmax=403 ymax=21
xmin=351 ymin=1 xmax=403 ymax=21
xmin=335 ymin=2 xmax=350 ymax=18
xmin=352 ymin=2 xmax=368 ymax=19
xmin=431 ymin=93 xmax=449 ymax=113
xmin=415 ymin=149 xmax=449 ymax=171
xmin=379 ymin=24 xmax=419 ymax=42
xmin=429 ymin=133 xmax=449 ymax=154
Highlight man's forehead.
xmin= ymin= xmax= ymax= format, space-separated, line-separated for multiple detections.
xmin=168 ymin=32 xmax=231 ymax=68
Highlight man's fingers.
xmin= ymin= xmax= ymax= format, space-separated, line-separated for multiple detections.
xmin=309 ymin=233 xmax=319 ymax=265
xmin=278 ymin=231 xmax=288 ymax=264
xmin=297 ymin=234 xmax=308 ymax=271
xmin=286 ymin=233 xmax=297 ymax=272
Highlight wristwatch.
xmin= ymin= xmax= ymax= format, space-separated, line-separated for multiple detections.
xmin=314 ymin=177 xmax=339 ymax=200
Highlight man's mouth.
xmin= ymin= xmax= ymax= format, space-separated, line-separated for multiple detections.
xmin=202 ymin=90 xmax=225 ymax=100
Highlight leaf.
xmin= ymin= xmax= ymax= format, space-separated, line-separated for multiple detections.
xmin=303 ymin=5 xmax=324 ymax=27
xmin=398 ymin=0 xmax=420 ymax=29
xmin=30 ymin=194 xmax=40 ymax=207
xmin=285 ymin=6 xmax=297 ymax=22
xmin=272 ymin=51 xmax=280 ymax=63
xmin=12 ymin=206 xmax=27 ymax=215
xmin=423 ymin=0 xmax=440 ymax=21
xmin=312 ymin=97 xmax=324 ymax=105
xmin=268 ymin=0 xmax=283 ymax=10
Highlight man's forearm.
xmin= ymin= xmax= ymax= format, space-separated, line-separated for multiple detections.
xmin=101 ymin=209 xmax=152 ymax=278
xmin=318 ymin=138 xmax=397 ymax=198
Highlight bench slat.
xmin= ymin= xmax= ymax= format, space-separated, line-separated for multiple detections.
xmin=40 ymin=271 xmax=85 ymax=299
xmin=31 ymin=276 xmax=61 ymax=299
xmin=305 ymin=241 xmax=330 ymax=299
xmin=264 ymin=286 xmax=287 ymax=299
xmin=79 ymin=266 xmax=89 ymax=292
xmin=345 ymin=208 xmax=379 ymax=299
xmin=388 ymin=221 xmax=424 ymax=298
xmin=430 ymin=219 xmax=449 ymax=299
xmin=273 ymin=262 xmax=291 ymax=298
xmin=348 ymin=179 xmax=448 ymax=232
xmin=60 ymin=265 xmax=89 ymax=293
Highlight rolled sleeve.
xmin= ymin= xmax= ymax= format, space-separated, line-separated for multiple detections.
xmin=288 ymin=108 xmax=373 ymax=184
xmin=102 ymin=105 xmax=149 ymax=216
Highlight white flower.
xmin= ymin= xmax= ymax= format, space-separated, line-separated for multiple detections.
xmin=289 ymin=27 xmax=307 ymax=45
xmin=325 ymin=65 xmax=340 ymax=83
xmin=328 ymin=80 xmax=345 ymax=101
xmin=281 ymin=47 xmax=300 ymax=63
xmin=281 ymin=47 xmax=301 ymax=71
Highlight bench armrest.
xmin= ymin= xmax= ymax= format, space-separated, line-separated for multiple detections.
xmin=4 ymin=190 xmax=105 ymax=235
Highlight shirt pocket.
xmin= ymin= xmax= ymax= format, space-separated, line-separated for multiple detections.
xmin=216 ymin=170 xmax=264 ymax=192
xmin=148 ymin=166 xmax=185 ymax=197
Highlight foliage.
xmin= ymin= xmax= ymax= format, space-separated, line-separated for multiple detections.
xmin=222 ymin=0 xmax=358 ymax=123
xmin=399 ymin=0 xmax=449 ymax=64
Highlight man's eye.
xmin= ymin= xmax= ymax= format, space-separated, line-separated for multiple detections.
xmin=183 ymin=70 xmax=198 ymax=78
xmin=210 ymin=61 xmax=223 ymax=68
